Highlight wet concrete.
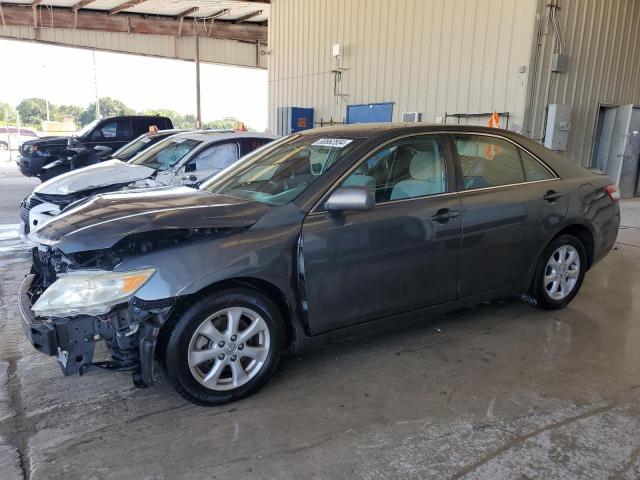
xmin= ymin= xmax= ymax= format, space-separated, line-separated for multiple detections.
xmin=0 ymin=162 xmax=639 ymax=479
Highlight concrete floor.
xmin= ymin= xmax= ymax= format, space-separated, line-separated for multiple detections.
xmin=1 ymin=161 xmax=639 ymax=479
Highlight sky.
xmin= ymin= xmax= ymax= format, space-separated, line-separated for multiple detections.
xmin=0 ymin=38 xmax=268 ymax=131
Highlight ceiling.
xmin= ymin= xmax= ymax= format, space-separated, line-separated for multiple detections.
xmin=1 ymin=0 xmax=270 ymax=24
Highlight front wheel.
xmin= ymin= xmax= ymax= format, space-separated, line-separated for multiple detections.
xmin=530 ymin=234 xmax=587 ymax=310
xmin=164 ymin=288 xmax=285 ymax=405
xmin=0 ymin=142 xmax=8 ymax=152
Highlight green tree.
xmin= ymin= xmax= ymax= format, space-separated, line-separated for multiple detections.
xmin=141 ymin=109 xmax=196 ymax=129
xmin=203 ymin=116 xmax=253 ymax=131
xmin=79 ymin=97 xmax=135 ymax=126
xmin=0 ymin=102 xmax=17 ymax=125
xmin=54 ymin=104 xmax=84 ymax=125
xmin=16 ymin=98 xmax=53 ymax=128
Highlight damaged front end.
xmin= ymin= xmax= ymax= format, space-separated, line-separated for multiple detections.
xmin=19 ymin=239 xmax=178 ymax=388
xmin=18 ymin=188 xmax=267 ymax=388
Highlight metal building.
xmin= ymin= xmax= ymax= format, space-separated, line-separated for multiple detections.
xmin=268 ymin=0 xmax=640 ymax=194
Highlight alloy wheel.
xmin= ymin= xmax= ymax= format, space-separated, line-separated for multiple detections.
xmin=187 ymin=307 xmax=271 ymax=391
xmin=544 ymin=245 xmax=580 ymax=300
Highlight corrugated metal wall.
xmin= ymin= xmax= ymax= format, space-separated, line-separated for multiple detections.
xmin=268 ymin=0 xmax=538 ymax=132
xmin=0 ymin=25 xmax=267 ymax=68
xmin=525 ymin=0 xmax=640 ymax=166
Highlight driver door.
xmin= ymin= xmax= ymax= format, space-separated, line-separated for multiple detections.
xmin=301 ymin=134 xmax=462 ymax=334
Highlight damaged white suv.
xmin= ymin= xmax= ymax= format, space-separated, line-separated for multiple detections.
xmin=19 ymin=131 xmax=278 ymax=241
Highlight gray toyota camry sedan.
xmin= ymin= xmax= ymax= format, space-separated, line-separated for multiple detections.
xmin=20 ymin=124 xmax=620 ymax=405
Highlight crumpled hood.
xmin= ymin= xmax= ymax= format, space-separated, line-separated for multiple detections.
xmin=29 ymin=186 xmax=270 ymax=253
xmin=34 ymin=159 xmax=156 ymax=196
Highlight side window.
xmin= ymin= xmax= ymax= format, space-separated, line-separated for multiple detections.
xmin=454 ymin=135 xmax=524 ymax=190
xmin=340 ymin=135 xmax=446 ymax=203
xmin=243 ymin=138 xmax=273 ymax=155
xmin=521 ymin=150 xmax=555 ymax=181
xmin=116 ymin=120 xmax=133 ymax=140
xmin=186 ymin=142 xmax=239 ymax=175
xmin=90 ymin=121 xmax=117 ymax=140
xmin=90 ymin=120 xmax=133 ymax=141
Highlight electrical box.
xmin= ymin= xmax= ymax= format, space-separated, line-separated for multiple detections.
xmin=276 ymin=107 xmax=314 ymax=136
xmin=544 ymin=104 xmax=572 ymax=151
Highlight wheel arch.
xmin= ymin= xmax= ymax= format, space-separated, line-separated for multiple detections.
xmin=552 ymin=223 xmax=595 ymax=270
xmin=157 ymin=276 xmax=302 ymax=360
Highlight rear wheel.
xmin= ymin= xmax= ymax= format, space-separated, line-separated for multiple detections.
xmin=165 ymin=288 xmax=285 ymax=405
xmin=530 ymin=234 xmax=586 ymax=309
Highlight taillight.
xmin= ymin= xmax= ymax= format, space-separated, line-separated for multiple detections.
xmin=605 ymin=184 xmax=620 ymax=202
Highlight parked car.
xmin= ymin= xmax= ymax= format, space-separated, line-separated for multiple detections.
xmin=17 ymin=115 xmax=173 ymax=179
xmin=110 ymin=129 xmax=190 ymax=162
xmin=18 ymin=131 xmax=278 ymax=239
xmin=33 ymin=129 xmax=190 ymax=183
xmin=19 ymin=124 xmax=620 ymax=405
xmin=0 ymin=126 xmax=38 ymax=151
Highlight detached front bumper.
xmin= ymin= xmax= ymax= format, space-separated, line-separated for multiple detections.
xmin=18 ymin=273 xmax=168 ymax=387
xmin=19 ymin=274 xmax=97 ymax=375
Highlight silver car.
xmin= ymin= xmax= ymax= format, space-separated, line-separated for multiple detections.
xmin=19 ymin=130 xmax=279 ymax=241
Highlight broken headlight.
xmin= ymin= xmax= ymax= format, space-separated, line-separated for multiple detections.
xmin=32 ymin=268 xmax=155 ymax=317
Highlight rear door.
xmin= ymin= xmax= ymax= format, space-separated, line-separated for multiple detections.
xmin=302 ymin=134 xmax=462 ymax=334
xmin=451 ymin=133 xmax=567 ymax=297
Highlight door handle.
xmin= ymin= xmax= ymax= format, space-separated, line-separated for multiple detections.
xmin=430 ymin=208 xmax=461 ymax=223
xmin=543 ymin=190 xmax=563 ymax=202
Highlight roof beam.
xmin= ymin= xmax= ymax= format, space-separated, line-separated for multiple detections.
xmin=175 ymin=6 xmax=199 ymax=19
xmin=233 ymin=10 xmax=263 ymax=24
xmin=176 ymin=6 xmax=198 ymax=36
xmin=233 ymin=10 xmax=262 ymax=24
xmin=0 ymin=4 xmax=267 ymax=42
xmin=204 ymin=9 xmax=230 ymax=20
xmin=109 ymin=0 xmax=149 ymax=15
xmin=71 ymin=0 xmax=97 ymax=12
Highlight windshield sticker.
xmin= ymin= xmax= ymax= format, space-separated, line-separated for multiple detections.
xmin=312 ymin=138 xmax=353 ymax=148
xmin=140 ymin=137 xmax=152 ymax=143
xmin=172 ymin=138 xmax=186 ymax=144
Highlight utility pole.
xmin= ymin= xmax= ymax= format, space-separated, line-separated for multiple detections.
xmin=4 ymin=106 xmax=13 ymax=162
xmin=195 ymin=35 xmax=202 ymax=129
xmin=93 ymin=50 xmax=100 ymax=119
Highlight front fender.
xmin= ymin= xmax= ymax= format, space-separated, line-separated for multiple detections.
xmin=114 ymin=223 xmax=302 ymax=309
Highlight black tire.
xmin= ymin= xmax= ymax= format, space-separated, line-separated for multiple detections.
xmin=164 ymin=288 xmax=285 ymax=406
xmin=530 ymin=234 xmax=587 ymax=310
xmin=0 ymin=141 xmax=8 ymax=152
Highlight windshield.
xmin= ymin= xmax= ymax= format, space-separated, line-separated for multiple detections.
xmin=76 ymin=119 xmax=101 ymax=138
xmin=128 ymin=136 xmax=202 ymax=170
xmin=113 ymin=133 xmax=165 ymax=161
xmin=201 ymin=134 xmax=361 ymax=205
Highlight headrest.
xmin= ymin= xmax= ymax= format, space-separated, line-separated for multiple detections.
xmin=410 ymin=151 xmax=439 ymax=181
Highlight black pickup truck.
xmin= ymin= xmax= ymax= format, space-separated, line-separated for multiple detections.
xmin=17 ymin=115 xmax=173 ymax=180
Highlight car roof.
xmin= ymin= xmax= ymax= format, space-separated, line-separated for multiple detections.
xmin=171 ymin=130 xmax=280 ymax=143
xmin=296 ymin=122 xmax=530 ymax=139
xmin=143 ymin=129 xmax=192 ymax=137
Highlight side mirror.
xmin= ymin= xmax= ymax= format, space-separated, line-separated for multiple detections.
xmin=325 ymin=187 xmax=375 ymax=212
